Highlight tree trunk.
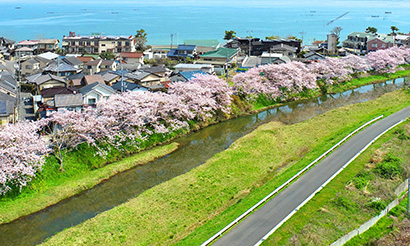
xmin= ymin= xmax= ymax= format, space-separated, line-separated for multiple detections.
xmin=56 ymin=148 xmax=65 ymax=172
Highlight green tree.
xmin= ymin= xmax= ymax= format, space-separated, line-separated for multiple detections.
xmin=224 ymin=30 xmax=236 ymax=40
xmin=390 ymin=26 xmax=399 ymax=35
xmin=365 ymin=26 xmax=377 ymax=34
xmin=265 ymin=35 xmax=281 ymax=40
xmin=135 ymin=29 xmax=148 ymax=51
xmin=100 ymin=52 xmax=116 ymax=60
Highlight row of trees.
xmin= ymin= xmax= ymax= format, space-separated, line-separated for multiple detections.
xmin=233 ymin=47 xmax=410 ymax=100
xmin=1 ymin=47 xmax=410 ymax=195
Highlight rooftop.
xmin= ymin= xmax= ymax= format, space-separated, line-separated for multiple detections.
xmin=200 ymin=47 xmax=239 ymax=58
xmin=184 ymin=40 xmax=220 ymax=48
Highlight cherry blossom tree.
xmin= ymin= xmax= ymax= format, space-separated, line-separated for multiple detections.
xmin=0 ymin=121 xmax=49 ymax=195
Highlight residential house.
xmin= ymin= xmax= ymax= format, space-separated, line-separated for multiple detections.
xmin=54 ymin=94 xmax=83 ymax=112
xmin=173 ymin=63 xmax=214 ymax=73
xmin=40 ymin=86 xmax=78 ymax=103
xmin=66 ymin=73 xmax=86 ymax=87
xmin=183 ymin=40 xmax=220 ymax=55
xmin=170 ymin=70 xmax=207 ymax=83
xmin=62 ymin=56 xmax=84 ymax=70
xmin=260 ymin=52 xmax=290 ymax=65
xmin=99 ymin=71 xmax=121 ymax=85
xmin=0 ymin=91 xmax=17 ymax=124
xmin=303 ymin=51 xmax=326 ymax=61
xmin=37 ymin=51 xmax=59 ymax=61
xmin=0 ymin=37 xmax=15 ymax=60
xmin=37 ymin=39 xmax=59 ymax=53
xmin=342 ymin=32 xmax=378 ymax=53
xmin=119 ymin=52 xmax=144 ymax=65
xmin=100 ymin=60 xmax=117 ymax=72
xmin=197 ymin=47 xmax=239 ymax=67
xmin=395 ymin=34 xmax=410 ymax=46
xmin=367 ymin=35 xmax=394 ymax=52
xmin=125 ymin=71 xmax=163 ymax=87
xmin=167 ymin=45 xmax=197 ymax=60
xmin=15 ymin=47 xmax=35 ymax=58
xmin=141 ymin=66 xmax=168 ymax=81
xmin=0 ymin=71 xmax=17 ymax=97
xmin=77 ymin=56 xmax=95 ymax=64
xmin=43 ymin=60 xmax=79 ymax=77
xmin=225 ymin=37 xmax=301 ymax=56
xmin=84 ymin=59 xmax=102 ymax=75
xmin=79 ymin=82 xmax=117 ymax=105
xmin=111 ymin=81 xmax=149 ymax=93
xmin=26 ymin=73 xmax=66 ymax=92
xmin=144 ymin=45 xmax=170 ymax=59
xmin=269 ymin=44 xmax=297 ymax=58
xmin=21 ymin=58 xmax=41 ymax=76
xmin=16 ymin=40 xmax=39 ymax=56
xmin=82 ymin=75 xmax=106 ymax=86
xmin=62 ymin=32 xmax=136 ymax=54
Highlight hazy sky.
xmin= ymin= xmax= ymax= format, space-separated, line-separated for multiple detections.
xmin=1 ymin=0 xmax=409 ymax=8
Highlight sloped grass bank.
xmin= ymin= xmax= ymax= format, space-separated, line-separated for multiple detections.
xmin=41 ymin=90 xmax=410 ymax=246
xmin=0 ymin=143 xmax=179 ymax=224
xmin=345 ymin=197 xmax=410 ymax=245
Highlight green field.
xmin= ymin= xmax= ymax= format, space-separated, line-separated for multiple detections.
xmin=41 ymin=89 xmax=410 ymax=245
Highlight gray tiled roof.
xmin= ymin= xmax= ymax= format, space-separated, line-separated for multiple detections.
xmin=54 ymin=94 xmax=83 ymax=108
xmin=79 ymin=81 xmax=117 ymax=96
xmin=0 ymin=91 xmax=16 ymax=116
xmin=62 ymin=56 xmax=83 ymax=66
xmin=26 ymin=73 xmax=66 ymax=85
xmin=43 ymin=61 xmax=77 ymax=72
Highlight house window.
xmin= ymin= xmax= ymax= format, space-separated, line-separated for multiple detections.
xmin=117 ymin=42 xmax=122 ymax=46
xmin=71 ymin=41 xmax=75 ymax=46
xmin=88 ymin=98 xmax=96 ymax=104
xmin=125 ymin=42 xmax=130 ymax=46
xmin=101 ymin=44 xmax=106 ymax=47
xmin=88 ymin=66 xmax=92 ymax=69
xmin=25 ymin=65 xmax=32 ymax=69
xmin=86 ymin=41 xmax=91 ymax=46
xmin=94 ymin=48 xmax=99 ymax=53
xmin=117 ymin=48 xmax=122 ymax=53
xmin=382 ymin=44 xmax=386 ymax=48
xmin=372 ymin=43 xmax=377 ymax=48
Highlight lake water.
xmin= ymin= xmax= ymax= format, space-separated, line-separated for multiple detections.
xmin=1 ymin=0 xmax=410 ymax=45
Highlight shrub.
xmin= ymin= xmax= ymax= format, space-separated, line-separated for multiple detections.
xmin=375 ymin=154 xmax=402 ymax=179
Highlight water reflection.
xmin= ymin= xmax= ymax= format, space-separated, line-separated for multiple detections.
xmin=0 ymin=79 xmax=407 ymax=245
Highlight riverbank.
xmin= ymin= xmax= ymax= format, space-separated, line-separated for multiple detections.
xmin=0 ymin=142 xmax=178 ymax=224
xmin=0 ymin=68 xmax=408 ymax=227
xmin=40 ymin=89 xmax=410 ymax=245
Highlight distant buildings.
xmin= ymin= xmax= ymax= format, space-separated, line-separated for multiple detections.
xmin=62 ymin=32 xmax=136 ymax=54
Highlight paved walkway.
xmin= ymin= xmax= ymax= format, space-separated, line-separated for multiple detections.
xmin=213 ymin=107 xmax=410 ymax=246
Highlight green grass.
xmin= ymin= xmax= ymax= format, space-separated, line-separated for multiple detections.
xmin=260 ymin=122 xmax=410 ymax=245
xmin=345 ymin=197 xmax=409 ymax=245
xmin=0 ymin=142 xmax=179 ymax=224
xmin=40 ymin=89 xmax=410 ymax=246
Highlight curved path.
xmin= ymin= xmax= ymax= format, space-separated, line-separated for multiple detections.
xmin=212 ymin=107 xmax=410 ymax=246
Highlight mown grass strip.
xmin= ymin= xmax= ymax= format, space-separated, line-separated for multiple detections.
xmin=40 ymin=90 xmax=410 ymax=246
xmin=0 ymin=143 xmax=179 ymax=224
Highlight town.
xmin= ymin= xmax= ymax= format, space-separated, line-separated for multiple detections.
xmin=1 ymin=27 xmax=409 ymax=124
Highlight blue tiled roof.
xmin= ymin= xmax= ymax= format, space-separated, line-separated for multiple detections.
xmin=180 ymin=70 xmax=207 ymax=81
xmin=176 ymin=45 xmax=196 ymax=51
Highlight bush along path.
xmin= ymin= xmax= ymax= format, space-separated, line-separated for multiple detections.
xmin=1 ymin=46 xmax=410 ymax=223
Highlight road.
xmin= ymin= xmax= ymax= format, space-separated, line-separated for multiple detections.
xmin=212 ymin=107 xmax=410 ymax=246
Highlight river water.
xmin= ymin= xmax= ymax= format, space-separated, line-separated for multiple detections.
xmin=0 ymin=78 xmax=408 ymax=245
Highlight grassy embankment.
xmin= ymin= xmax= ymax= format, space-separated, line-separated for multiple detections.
xmin=41 ymin=89 xmax=410 ymax=245
xmin=260 ymin=121 xmax=410 ymax=245
xmin=345 ymin=197 xmax=410 ymax=245
xmin=0 ymin=142 xmax=179 ymax=224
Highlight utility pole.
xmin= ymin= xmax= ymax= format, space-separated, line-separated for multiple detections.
xmin=171 ymin=33 xmax=174 ymax=50
xmin=299 ymin=31 xmax=305 ymax=45
xmin=120 ymin=55 xmax=124 ymax=93
xmin=247 ymin=30 xmax=253 ymax=57
xmin=16 ymin=50 xmax=21 ymax=122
